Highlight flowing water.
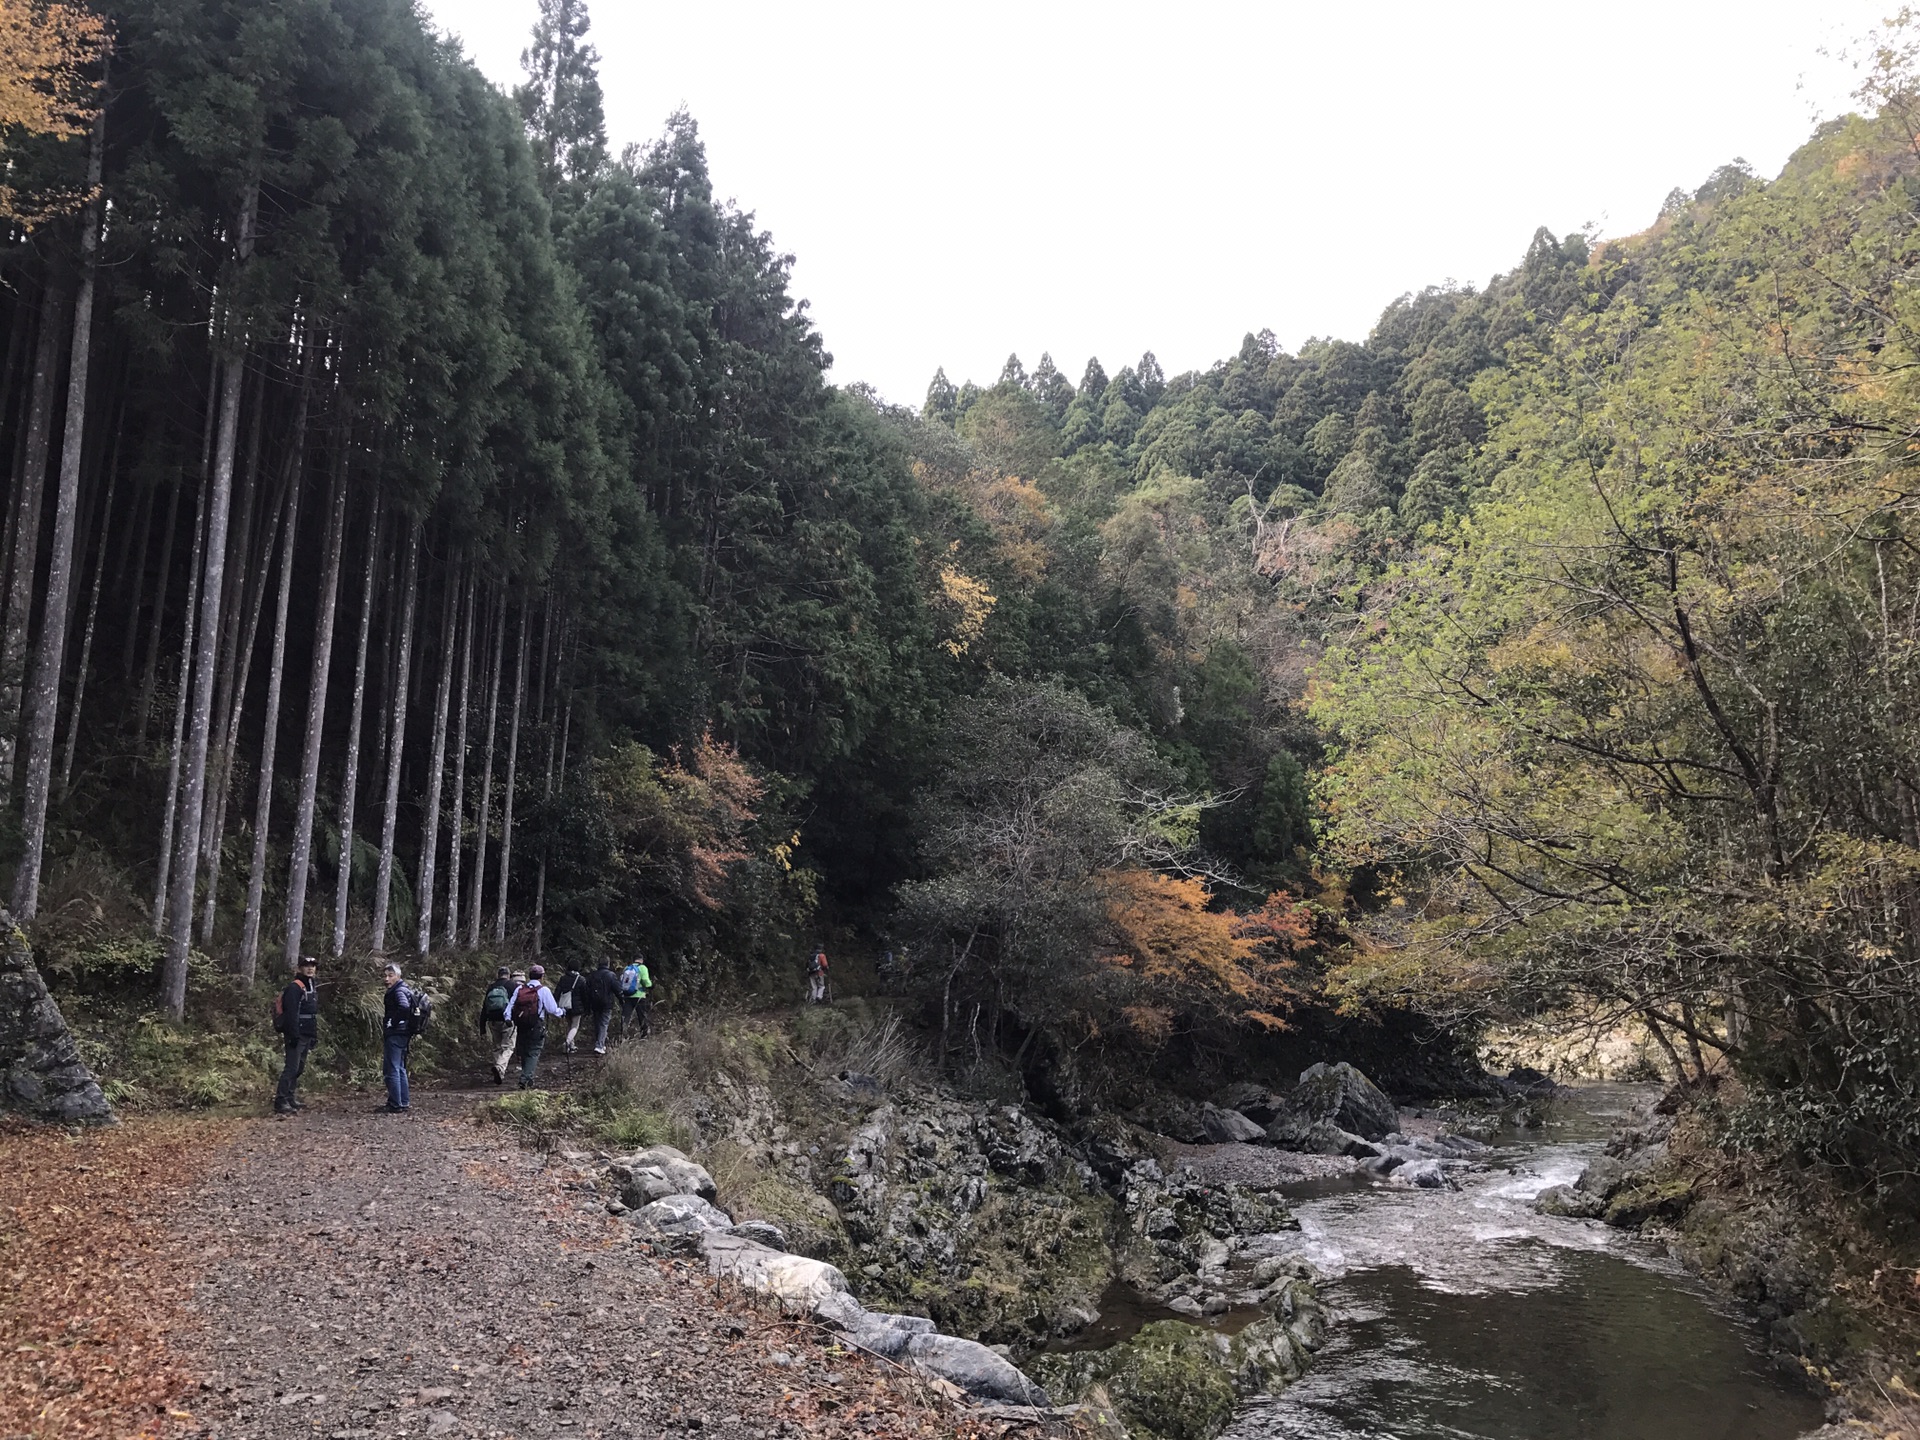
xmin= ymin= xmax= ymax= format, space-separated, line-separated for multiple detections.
xmin=1219 ymin=1084 xmax=1824 ymax=1440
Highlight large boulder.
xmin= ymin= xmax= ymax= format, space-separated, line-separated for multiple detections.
xmin=607 ymin=1145 xmax=718 ymax=1207
xmin=0 ymin=911 xmax=111 ymax=1125
xmin=901 ymin=1333 xmax=1051 ymax=1406
xmin=1533 ymin=1183 xmax=1605 ymax=1219
xmin=812 ymin=1290 xmax=936 ymax=1361
xmin=1288 ymin=1062 xmax=1398 ymax=1141
xmin=699 ymin=1231 xmax=852 ymax=1314
xmin=1199 ymin=1103 xmax=1265 ymax=1145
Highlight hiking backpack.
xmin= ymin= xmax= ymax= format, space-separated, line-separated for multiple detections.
xmin=271 ymin=991 xmax=287 ymax=1034
xmin=482 ymin=982 xmax=511 ymax=1022
xmin=620 ymin=963 xmax=641 ymax=997
xmin=408 ymin=988 xmax=434 ymax=1034
xmin=510 ymin=982 xmax=542 ymax=1024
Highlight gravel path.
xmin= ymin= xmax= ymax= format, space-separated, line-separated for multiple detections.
xmin=177 ymin=1088 xmax=999 ymax=1440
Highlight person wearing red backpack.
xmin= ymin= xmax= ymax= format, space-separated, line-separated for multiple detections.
xmin=508 ymin=964 xmax=562 ymax=1089
xmin=272 ymin=954 xmax=320 ymax=1114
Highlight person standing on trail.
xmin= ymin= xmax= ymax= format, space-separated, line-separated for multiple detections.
xmin=381 ymin=962 xmax=420 ymax=1113
xmin=477 ymin=965 xmax=515 ymax=1084
xmin=806 ymin=946 xmax=829 ymax=1004
xmin=556 ymin=963 xmax=586 ymax=1055
xmin=508 ymin=963 xmax=562 ymax=1089
xmin=273 ymin=954 xmax=320 ymax=1115
xmin=618 ymin=955 xmax=652 ymax=1039
xmin=585 ymin=957 xmax=619 ymax=1055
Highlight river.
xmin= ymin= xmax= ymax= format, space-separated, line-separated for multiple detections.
xmin=1224 ymin=1084 xmax=1824 ymax=1440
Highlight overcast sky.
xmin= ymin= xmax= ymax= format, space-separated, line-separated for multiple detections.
xmin=418 ymin=0 xmax=1887 ymax=406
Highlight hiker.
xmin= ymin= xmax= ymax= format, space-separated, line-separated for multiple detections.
xmin=381 ymin=962 xmax=420 ymax=1113
xmin=272 ymin=954 xmax=320 ymax=1114
xmin=477 ymin=965 xmax=515 ymax=1084
xmin=556 ymin=963 xmax=586 ymax=1055
xmin=618 ymin=955 xmax=652 ymax=1038
xmin=806 ymin=945 xmax=829 ymax=1004
xmin=508 ymin=963 xmax=562 ymax=1089
xmin=585 ymin=957 xmax=620 ymax=1054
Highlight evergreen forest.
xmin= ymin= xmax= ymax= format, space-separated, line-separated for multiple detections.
xmin=7 ymin=0 xmax=1920 ymax=1233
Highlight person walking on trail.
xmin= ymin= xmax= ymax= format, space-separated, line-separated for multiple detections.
xmin=478 ymin=965 xmax=516 ymax=1084
xmin=508 ymin=964 xmax=562 ymax=1089
xmin=556 ymin=964 xmax=586 ymax=1055
xmin=381 ymin=962 xmax=420 ymax=1113
xmin=619 ymin=956 xmax=652 ymax=1038
xmin=273 ymin=954 xmax=320 ymax=1114
xmin=585 ymin=958 xmax=620 ymax=1055
xmin=806 ymin=946 xmax=829 ymax=1004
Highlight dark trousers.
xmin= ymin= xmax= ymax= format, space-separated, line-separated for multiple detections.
xmin=275 ymin=1036 xmax=315 ymax=1108
xmin=382 ymin=1034 xmax=412 ymax=1109
xmin=513 ymin=1020 xmax=546 ymax=1086
xmin=620 ymin=995 xmax=650 ymax=1037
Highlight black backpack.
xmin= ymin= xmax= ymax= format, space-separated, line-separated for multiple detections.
xmin=408 ymin=987 xmax=434 ymax=1035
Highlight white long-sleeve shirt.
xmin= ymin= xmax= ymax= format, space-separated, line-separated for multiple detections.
xmin=512 ymin=981 xmax=561 ymax=1022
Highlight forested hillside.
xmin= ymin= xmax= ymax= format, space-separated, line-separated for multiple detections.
xmin=8 ymin=0 xmax=1920 ymax=1235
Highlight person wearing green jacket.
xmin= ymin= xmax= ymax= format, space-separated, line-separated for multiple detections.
xmin=619 ymin=957 xmax=652 ymax=1039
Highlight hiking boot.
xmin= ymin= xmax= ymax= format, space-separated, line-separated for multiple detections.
xmin=273 ymin=1101 xmax=293 ymax=1115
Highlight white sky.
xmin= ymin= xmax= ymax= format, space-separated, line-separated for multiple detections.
xmin=419 ymin=0 xmax=1887 ymax=406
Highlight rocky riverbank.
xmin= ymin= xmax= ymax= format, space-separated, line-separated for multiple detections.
xmin=551 ymin=1017 xmax=1520 ymax=1440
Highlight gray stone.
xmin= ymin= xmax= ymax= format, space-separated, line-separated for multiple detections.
xmin=900 ymin=1333 xmax=1050 ymax=1406
xmin=1211 ymin=1083 xmax=1287 ymax=1126
xmin=0 ymin=910 xmax=111 ymax=1125
xmin=700 ymin=1232 xmax=851 ymax=1313
xmin=1392 ymin=1158 xmax=1448 ymax=1189
xmin=607 ymin=1144 xmax=718 ymax=1207
xmin=1291 ymin=1062 xmax=1399 ymax=1141
xmin=723 ymin=1219 xmax=788 ymax=1251
xmin=630 ymin=1193 xmax=732 ymax=1252
xmin=1534 ymin=1183 xmax=1606 ymax=1219
xmin=1199 ymin=1103 xmax=1266 ymax=1145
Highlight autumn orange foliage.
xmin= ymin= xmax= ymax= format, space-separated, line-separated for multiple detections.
xmin=0 ymin=1116 xmax=225 ymax=1439
xmin=1101 ymin=869 xmax=1311 ymax=1042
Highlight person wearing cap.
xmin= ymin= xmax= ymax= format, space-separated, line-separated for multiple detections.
xmin=507 ymin=963 xmax=562 ymax=1089
xmin=381 ymin=962 xmax=420 ymax=1113
xmin=273 ymin=955 xmax=321 ymax=1115
xmin=477 ymin=965 xmax=516 ymax=1084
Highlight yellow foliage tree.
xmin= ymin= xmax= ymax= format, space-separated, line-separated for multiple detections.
xmin=0 ymin=0 xmax=107 ymax=225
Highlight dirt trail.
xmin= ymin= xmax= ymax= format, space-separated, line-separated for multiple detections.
xmin=175 ymin=1087 xmax=995 ymax=1440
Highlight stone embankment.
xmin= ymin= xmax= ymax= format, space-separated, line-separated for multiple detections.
xmin=580 ymin=1052 xmax=1500 ymax=1439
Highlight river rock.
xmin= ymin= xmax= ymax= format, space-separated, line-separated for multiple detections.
xmin=1290 ymin=1062 xmax=1399 ymax=1141
xmin=631 ymin=1194 xmax=733 ymax=1252
xmin=1130 ymin=1094 xmax=1210 ymax=1144
xmin=700 ymin=1231 xmax=851 ymax=1313
xmin=1390 ymin=1158 xmax=1449 ymax=1189
xmin=1199 ymin=1103 xmax=1266 ymax=1144
xmin=812 ymin=1289 xmax=936 ymax=1360
xmin=1534 ymin=1183 xmax=1606 ymax=1219
xmin=607 ymin=1144 xmax=718 ymax=1206
xmin=901 ymin=1332 xmax=1051 ymax=1406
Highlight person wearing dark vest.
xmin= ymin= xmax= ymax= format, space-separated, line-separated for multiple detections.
xmin=273 ymin=954 xmax=321 ymax=1115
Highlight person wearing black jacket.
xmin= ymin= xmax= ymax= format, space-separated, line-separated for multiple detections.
xmin=381 ymin=962 xmax=419 ymax=1113
xmin=585 ymin=959 xmax=620 ymax=1055
xmin=273 ymin=955 xmax=321 ymax=1115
